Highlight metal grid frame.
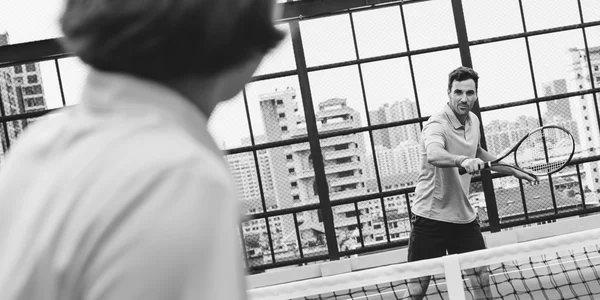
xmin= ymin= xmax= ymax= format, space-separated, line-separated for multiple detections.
xmin=0 ymin=0 xmax=599 ymax=272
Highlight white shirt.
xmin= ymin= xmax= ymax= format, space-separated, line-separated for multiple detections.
xmin=0 ymin=70 xmax=246 ymax=300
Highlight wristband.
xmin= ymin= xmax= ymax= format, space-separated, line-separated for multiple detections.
xmin=454 ymin=155 xmax=469 ymax=167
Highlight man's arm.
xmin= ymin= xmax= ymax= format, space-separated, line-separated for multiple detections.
xmin=422 ymin=121 xmax=484 ymax=174
xmin=476 ymin=146 xmax=538 ymax=183
xmin=426 ymin=142 xmax=485 ymax=174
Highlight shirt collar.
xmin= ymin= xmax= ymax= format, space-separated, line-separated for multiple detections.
xmin=444 ymin=103 xmax=471 ymax=129
xmin=81 ymin=69 xmax=223 ymax=158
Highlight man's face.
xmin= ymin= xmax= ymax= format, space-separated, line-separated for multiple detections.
xmin=447 ymin=79 xmax=477 ymax=118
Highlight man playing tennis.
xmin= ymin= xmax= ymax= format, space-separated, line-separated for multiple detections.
xmin=0 ymin=0 xmax=283 ymax=299
xmin=404 ymin=66 xmax=538 ymax=300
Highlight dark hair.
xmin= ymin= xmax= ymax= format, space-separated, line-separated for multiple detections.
xmin=447 ymin=66 xmax=479 ymax=92
xmin=60 ymin=0 xmax=284 ymax=81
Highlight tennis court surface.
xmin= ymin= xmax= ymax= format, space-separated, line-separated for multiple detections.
xmin=248 ymin=216 xmax=600 ymax=300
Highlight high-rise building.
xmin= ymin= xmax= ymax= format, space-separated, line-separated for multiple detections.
xmin=372 ymin=142 xmax=420 ymax=177
xmin=567 ymin=46 xmax=600 ymax=199
xmin=227 ymin=149 xmax=287 ymax=261
xmin=484 ymin=117 xmax=538 ymax=156
xmin=541 ymin=79 xmax=580 ymax=145
xmin=258 ymin=89 xmax=376 ymax=253
xmin=369 ymin=100 xmax=420 ymax=149
xmin=543 ymin=79 xmax=572 ymax=121
xmin=0 ymin=32 xmax=47 ymax=162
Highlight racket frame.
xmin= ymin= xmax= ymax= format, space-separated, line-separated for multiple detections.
xmin=458 ymin=125 xmax=575 ymax=176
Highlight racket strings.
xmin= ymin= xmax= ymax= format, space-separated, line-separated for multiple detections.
xmin=515 ymin=128 xmax=573 ymax=175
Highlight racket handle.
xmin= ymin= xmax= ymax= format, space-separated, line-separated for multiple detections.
xmin=458 ymin=161 xmax=491 ymax=175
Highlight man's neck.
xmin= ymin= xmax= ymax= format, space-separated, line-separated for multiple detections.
xmin=166 ymin=76 xmax=222 ymax=117
xmin=447 ymin=103 xmax=467 ymax=125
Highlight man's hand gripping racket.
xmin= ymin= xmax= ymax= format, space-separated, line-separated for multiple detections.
xmin=458 ymin=125 xmax=575 ymax=181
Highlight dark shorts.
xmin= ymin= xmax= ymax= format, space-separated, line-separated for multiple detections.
xmin=407 ymin=215 xmax=486 ymax=262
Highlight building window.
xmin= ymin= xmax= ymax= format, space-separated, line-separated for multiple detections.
xmin=334 ymin=144 xmax=350 ymax=151
xmin=279 ymin=113 xmax=285 ymax=118
xmin=25 ymin=63 xmax=36 ymax=72
xmin=587 ymin=126 xmax=590 ymax=131
xmin=595 ymin=65 xmax=599 ymax=71
xmin=281 ymin=126 xmax=288 ymax=131
xmin=293 ymin=195 xmax=300 ymax=200
xmin=288 ymin=168 xmax=295 ymax=174
xmin=27 ymin=75 xmax=38 ymax=84
xmin=276 ymin=100 xmax=283 ymax=105
xmin=589 ymin=137 xmax=593 ymax=141
xmin=338 ymin=170 xmax=353 ymax=178
xmin=345 ymin=211 xmax=358 ymax=218
xmin=14 ymin=65 xmax=23 ymax=73
xmin=335 ymin=157 xmax=352 ymax=164
xmin=585 ymin=116 xmax=588 ymax=120
xmin=23 ymin=85 xmax=42 ymax=95
xmin=291 ymin=181 xmax=297 ymax=187
xmin=286 ymin=154 xmax=293 ymax=160
xmin=26 ymin=97 xmax=45 ymax=107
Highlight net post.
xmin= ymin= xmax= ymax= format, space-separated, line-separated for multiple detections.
xmin=450 ymin=0 xmax=501 ymax=232
xmin=443 ymin=254 xmax=467 ymax=300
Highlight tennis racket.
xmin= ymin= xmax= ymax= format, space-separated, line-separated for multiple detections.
xmin=458 ymin=125 xmax=575 ymax=176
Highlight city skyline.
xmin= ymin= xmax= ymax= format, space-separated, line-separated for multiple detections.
xmin=0 ymin=33 xmax=48 ymax=162
xmin=231 ymin=61 xmax=600 ymax=261
xmin=2 ymin=0 xmax=600 ymax=268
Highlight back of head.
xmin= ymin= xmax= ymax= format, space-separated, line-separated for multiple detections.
xmin=60 ymin=0 xmax=284 ymax=81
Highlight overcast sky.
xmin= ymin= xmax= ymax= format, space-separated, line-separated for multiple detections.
xmin=1 ymin=0 xmax=600 ymax=150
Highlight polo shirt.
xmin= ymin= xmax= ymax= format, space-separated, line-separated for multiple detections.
xmin=411 ymin=103 xmax=481 ymax=224
xmin=0 ymin=69 xmax=246 ymax=299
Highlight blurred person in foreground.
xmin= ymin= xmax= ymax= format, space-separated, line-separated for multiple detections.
xmin=0 ymin=0 xmax=283 ymax=299
xmin=403 ymin=67 xmax=537 ymax=300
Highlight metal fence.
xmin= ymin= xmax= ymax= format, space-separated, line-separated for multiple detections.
xmin=1 ymin=0 xmax=600 ymax=273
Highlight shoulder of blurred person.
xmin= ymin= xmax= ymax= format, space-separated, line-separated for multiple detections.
xmin=0 ymin=0 xmax=285 ymax=299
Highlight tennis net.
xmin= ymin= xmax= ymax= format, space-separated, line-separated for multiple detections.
xmin=248 ymin=227 xmax=600 ymax=300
